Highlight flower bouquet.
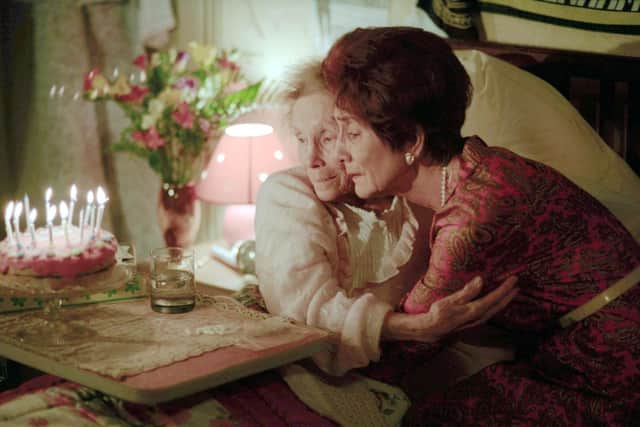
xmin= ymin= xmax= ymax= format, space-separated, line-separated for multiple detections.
xmin=84 ymin=42 xmax=261 ymax=185
xmin=84 ymin=42 xmax=261 ymax=246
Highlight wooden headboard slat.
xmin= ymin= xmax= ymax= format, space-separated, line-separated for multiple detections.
xmin=629 ymin=82 xmax=640 ymax=175
xmin=599 ymin=80 xmax=616 ymax=152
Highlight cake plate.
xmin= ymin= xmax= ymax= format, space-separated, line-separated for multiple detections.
xmin=0 ymin=245 xmax=136 ymax=346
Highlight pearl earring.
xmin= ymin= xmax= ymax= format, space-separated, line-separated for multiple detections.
xmin=404 ymin=152 xmax=415 ymax=165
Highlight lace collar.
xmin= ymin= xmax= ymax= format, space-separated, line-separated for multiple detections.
xmin=328 ymin=196 xmax=418 ymax=296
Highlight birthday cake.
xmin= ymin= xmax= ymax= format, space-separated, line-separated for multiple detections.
xmin=0 ymin=225 xmax=118 ymax=279
xmin=1 ymin=186 xmax=118 ymax=281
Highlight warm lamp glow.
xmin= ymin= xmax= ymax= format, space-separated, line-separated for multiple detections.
xmin=225 ymin=123 xmax=273 ymax=137
xmin=196 ymin=121 xmax=295 ymax=244
xmin=196 ymin=123 xmax=294 ymax=205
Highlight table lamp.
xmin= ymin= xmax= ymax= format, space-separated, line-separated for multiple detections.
xmin=195 ymin=122 xmax=295 ymax=252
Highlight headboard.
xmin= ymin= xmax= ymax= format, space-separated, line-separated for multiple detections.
xmin=447 ymin=39 xmax=640 ymax=177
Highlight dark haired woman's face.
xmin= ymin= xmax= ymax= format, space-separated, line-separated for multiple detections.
xmin=290 ymin=92 xmax=354 ymax=202
xmin=334 ymin=108 xmax=414 ymax=199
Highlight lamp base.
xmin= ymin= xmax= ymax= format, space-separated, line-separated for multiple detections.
xmin=221 ymin=204 xmax=256 ymax=246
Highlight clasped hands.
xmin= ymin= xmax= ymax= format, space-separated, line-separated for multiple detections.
xmin=382 ymin=276 xmax=518 ymax=342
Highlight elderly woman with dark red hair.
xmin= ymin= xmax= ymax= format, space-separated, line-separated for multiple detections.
xmin=323 ymin=26 xmax=640 ymax=426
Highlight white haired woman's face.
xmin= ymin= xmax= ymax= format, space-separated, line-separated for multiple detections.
xmin=290 ymin=91 xmax=354 ymax=202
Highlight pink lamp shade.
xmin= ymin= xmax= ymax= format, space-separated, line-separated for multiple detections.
xmin=195 ymin=123 xmax=295 ymax=244
xmin=196 ymin=123 xmax=294 ymax=204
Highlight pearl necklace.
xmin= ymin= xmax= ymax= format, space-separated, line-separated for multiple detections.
xmin=440 ymin=166 xmax=447 ymax=208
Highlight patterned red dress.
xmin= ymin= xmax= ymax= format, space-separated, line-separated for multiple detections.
xmin=403 ymin=137 xmax=640 ymax=425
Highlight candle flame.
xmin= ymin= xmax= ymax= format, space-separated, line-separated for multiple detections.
xmin=47 ymin=205 xmax=57 ymax=223
xmin=59 ymin=201 xmax=69 ymax=219
xmin=29 ymin=209 xmax=37 ymax=224
xmin=87 ymin=190 xmax=94 ymax=204
xmin=45 ymin=187 xmax=52 ymax=202
xmin=70 ymin=184 xmax=77 ymax=201
xmin=13 ymin=202 xmax=22 ymax=221
xmin=96 ymin=186 xmax=108 ymax=204
xmin=4 ymin=201 xmax=13 ymax=222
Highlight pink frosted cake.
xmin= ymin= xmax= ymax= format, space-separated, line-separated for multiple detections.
xmin=0 ymin=226 xmax=118 ymax=279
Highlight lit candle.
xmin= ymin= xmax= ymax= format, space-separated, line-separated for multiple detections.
xmin=45 ymin=187 xmax=52 ymax=219
xmin=95 ymin=186 xmax=108 ymax=238
xmin=12 ymin=202 xmax=23 ymax=251
xmin=59 ymin=201 xmax=69 ymax=246
xmin=28 ymin=209 xmax=37 ymax=248
xmin=4 ymin=201 xmax=14 ymax=245
xmin=86 ymin=190 xmax=95 ymax=239
xmin=78 ymin=208 xmax=85 ymax=242
xmin=23 ymin=195 xmax=30 ymax=226
xmin=46 ymin=205 xmax=57 ymax=247
xmin=69 ymin=184 xmax=77 ymax=227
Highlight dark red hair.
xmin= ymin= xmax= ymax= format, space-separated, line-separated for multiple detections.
xmin=321 ymin=27 xmax=471 ymax=164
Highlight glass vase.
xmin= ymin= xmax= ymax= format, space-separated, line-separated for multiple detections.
xmin=157 ymin=183 xmax=201 ymax=248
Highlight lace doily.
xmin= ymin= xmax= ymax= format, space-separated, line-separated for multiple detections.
xmin=281 ymin=363 xmax=410 ymax=427
xmin=0 ymin=296 xmax=317 ymax=379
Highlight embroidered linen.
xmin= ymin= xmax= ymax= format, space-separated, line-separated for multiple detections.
xmin=281 ymin=363 xmax=410 ymax=427
xmin=0 ymin=297 xmax=313 ymax=379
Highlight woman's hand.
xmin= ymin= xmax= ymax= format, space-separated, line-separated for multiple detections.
xmin=381 ymin=276 xmax=518 ymax=342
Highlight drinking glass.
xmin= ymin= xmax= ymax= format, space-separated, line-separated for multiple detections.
xmin=150 ymin=247 xmax=196 ymax=313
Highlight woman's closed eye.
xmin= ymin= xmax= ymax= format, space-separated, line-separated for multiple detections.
xmin=322 ymin=134 xmax=336 ymax=145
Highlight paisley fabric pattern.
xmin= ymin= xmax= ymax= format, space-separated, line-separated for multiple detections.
xmin=403 ymin=137 xmax=640 ymax=423
xmin=406 ymin=360 xmax=638 ymax=427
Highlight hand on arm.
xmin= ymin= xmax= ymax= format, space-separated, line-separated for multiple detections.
xmin=382 ymin=276 xmax=518 ymax=342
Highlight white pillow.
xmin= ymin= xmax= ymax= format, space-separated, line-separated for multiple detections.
xmin=456 ymin=49 xmax=640 ymax=243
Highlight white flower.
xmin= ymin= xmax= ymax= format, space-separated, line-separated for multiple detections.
xmin=197 ymin=75 xmax=221 ymax=101
xmin=141 ymin=114 xmax=155 ymax=130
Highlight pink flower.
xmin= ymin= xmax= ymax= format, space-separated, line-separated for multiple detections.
xmin=132 ymin=127 xmax=166 ymax=149
xmin=175 ymin=77 xmax=196 ymax=90
xmin=133 ymin=53 xmax=148 ymax=70
xmin=217 ymin=57 xmax=239 ymax=71
xmin=83 ymin=68 xmax=101 ymax=91
xmin=146 ymin=127 xmax=166 ymax=148
xmin=172 ymin=102 xmax=195 ymax=129
xmin=116 ymin=85 xmax=148 ymax=104
xmin=175 ymin=52 xmax=190 ymax=71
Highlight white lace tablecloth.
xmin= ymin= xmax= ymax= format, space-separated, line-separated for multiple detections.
xmin=0 ymin=296 xmax=314 ymax=379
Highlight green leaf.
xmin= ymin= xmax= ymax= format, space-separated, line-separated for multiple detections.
xmin=222 ymin=81 xmax=261 ymax=108
xmin=148 ymin=66 xmax=169 ymax=96
xmin=192 ymin=70 xmax=206 ymax=83
xmin=148 ymin=150 xmax=162 ymax=174
xmin=220 ymin=81 xmax=262 ymax=117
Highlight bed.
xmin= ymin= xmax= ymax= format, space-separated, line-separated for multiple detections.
xmin=1 ymin=39 xmax=639 ymax=426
